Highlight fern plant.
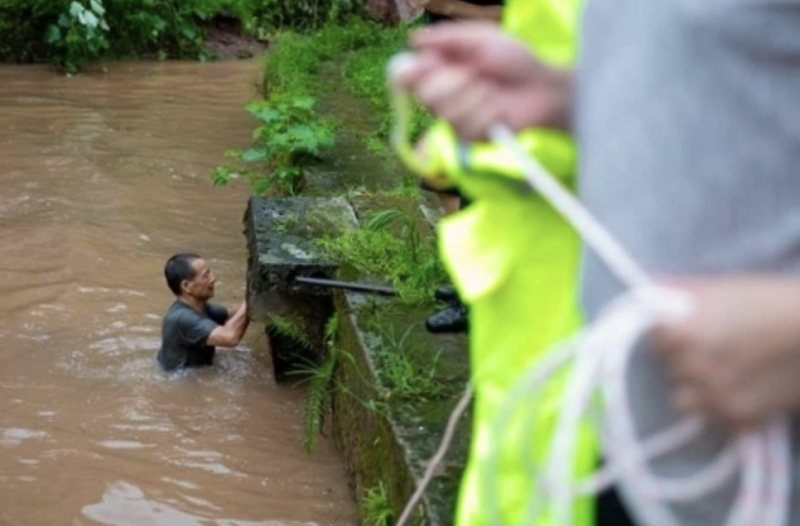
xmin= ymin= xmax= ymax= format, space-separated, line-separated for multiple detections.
xmin=362 ymin=481 xmax=394 ymax=526
xmin=287 ymin=314 xmax=340 ymax=454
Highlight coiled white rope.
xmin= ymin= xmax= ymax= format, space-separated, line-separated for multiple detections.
xmin=486 ymin=126 xmax=791 ymax=526
xmin=387 ymin=53 xmax=792 ymax=526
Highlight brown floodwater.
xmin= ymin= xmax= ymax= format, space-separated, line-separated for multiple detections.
xmin=0 ymin=60 xmax=356 ymax=526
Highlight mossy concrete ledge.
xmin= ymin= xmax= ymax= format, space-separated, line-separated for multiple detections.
xmin=245 ymin=194 xmax=472 ymax=525
xmin=331 ymin=292 xmax=471 ymax=526
xmin=245 ymin=195 xmax=358 ymax=379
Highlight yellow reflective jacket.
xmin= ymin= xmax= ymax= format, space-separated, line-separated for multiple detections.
xmin=408 ymin=1 xmax=596 ymax=525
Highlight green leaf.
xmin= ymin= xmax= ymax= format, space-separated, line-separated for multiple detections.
xmin=153 ymin=17 xmax=167 ymax=32
xmin=253 ymin=178 xmax=273 ymax=195
xmin=245 ymin=100 xmax=264 ymax=114
xmin=89 ymin=0 xmax=105 ymax=16
xmin=274 ymin=166 xmax=301 ymax=179
xmin=69 ymin=2 xmax=84 ymax=17
xmin=180 ymin=22 xmax=197 ymax=41
xmin=292 ymin=96 xmax=316 ymax=110
xmin=267 ymin=134 xmax=290 ymax=149
xmin=210 ymin=165 xmax=234 ymax=186
xmin=252 ymin=127 xmax=267 ymax=140
xmin=45 ymin=25 xmax=62 ymax=44
xmin=288 ymin=124 xmax=316 ymax=147
xmin=82 ymin=10 xmax=99 ymax=28
xmin=240 ymin=148 xmax=269 ymax=163
xmin=255 ymin=108 xmax=281 ymax=123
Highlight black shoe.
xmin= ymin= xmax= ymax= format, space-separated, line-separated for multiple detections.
xmin=425 ymin=305 xmax=468 ymax=334
xmin=434 ymin=285 xmax=459 ymax=304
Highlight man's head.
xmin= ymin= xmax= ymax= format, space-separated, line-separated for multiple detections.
xmin=164 ymin=253 xmax=216 ymax=300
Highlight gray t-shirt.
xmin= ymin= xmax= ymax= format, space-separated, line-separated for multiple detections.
xmin=576 ymin=0 xmax=800 ymax=523
xmin=157 ymin=301 xmax=229 ymax=371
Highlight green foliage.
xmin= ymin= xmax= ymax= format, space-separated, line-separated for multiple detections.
xmin=211 ymin=93 xmax=335 ymax=195
xmin=259 ymin=18 xmax=431 ymax=163
xmin=262 ymin=19 xmax=398 ymax=96
xmin=362 ymin=481 xmax=394 ymax=526
xmin=230 ymin=0 xmax=362 ymax=39
xmin=318 ymin=205 xmax=447 ymax=305
xmin=369 ymin=320 xmax=444 ymax=401
xmin=0 ymin=0 xmax=366 ymax=71
xmin=44 ymin=0 xmax=110 ymax=74
xmin=267 ymin=313 xmax=313 ymax=349
xmin=343 ymin=36 xmax=433 ymax=147
xmin=288 ymin=314 xmax=340 ymax=454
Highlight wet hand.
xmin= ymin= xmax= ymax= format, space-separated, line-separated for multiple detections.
xmin=390 ymin=22 xmax=572 ymax=141
xmin=651 ymin=276 xmax=800 ymax=429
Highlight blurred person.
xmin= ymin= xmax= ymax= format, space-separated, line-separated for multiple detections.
xmin=395 ymin=3 xmax=800 ymax=524
xmin=420 ymin=0 xmax=505 ymax=335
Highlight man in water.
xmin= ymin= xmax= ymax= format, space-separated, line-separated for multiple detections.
xmin=157 ymin=253 xmax=249 ymax=371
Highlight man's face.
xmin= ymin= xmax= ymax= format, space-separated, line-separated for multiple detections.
xmin=182 ymin=258 xmax=216 ymax=300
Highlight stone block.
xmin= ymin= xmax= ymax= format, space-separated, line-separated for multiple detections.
xmin=245 ymin=195 xmax=358 ymax=380
xmin=332 ymin=291 xmax=471 ymax=526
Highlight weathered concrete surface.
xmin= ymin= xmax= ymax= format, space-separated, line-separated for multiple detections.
xmin=245 ymin=195 xmax=358 ymax=304
xmin=332 ymin=292 xmax=471 ymax=526
xmin=245 ymin=195 xmax=358 ymax=380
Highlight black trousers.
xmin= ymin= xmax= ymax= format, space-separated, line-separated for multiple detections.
xmin=597 ymin=487 xmax=637 ymax=526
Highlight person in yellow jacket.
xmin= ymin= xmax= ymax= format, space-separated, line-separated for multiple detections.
xmin=397 ymin=0 xmax=596 ymax=524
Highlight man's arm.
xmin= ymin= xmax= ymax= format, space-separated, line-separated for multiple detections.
xmin=425 ymin=0 xmax=503 ymax=22
xmin=207 ymin=301 xmax=249 ymax=348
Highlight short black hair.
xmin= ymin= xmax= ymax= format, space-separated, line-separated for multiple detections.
xmin=164 ymin=253 xmax=202 ymax=295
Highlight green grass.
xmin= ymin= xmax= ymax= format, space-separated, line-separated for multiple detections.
xmin=0 ymin=0 xmax=365 ymax=71
xmin=317 ymin=205 xmax=447 ymax=305
xmin=263 ymin=18 xmax=431 ymax=143
xmin=362 ymin=481 xmax=394 ymax=526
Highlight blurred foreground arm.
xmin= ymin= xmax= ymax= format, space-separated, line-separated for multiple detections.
xmin=391 ymin=22 xmax=573 ymax=141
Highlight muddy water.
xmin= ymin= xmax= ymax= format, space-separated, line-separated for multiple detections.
xmin=0 ymin=61 xmax=356 ymax=526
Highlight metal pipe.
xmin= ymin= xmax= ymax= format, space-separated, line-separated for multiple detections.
xmin=294 ymin=276 xmax=397 ymax=296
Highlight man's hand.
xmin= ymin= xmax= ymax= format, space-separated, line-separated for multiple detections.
xmin=652 ymin=276 xmax=800 ymax=429
xmin=208 ymin=301 xmax=250 ymax=348
xmin=390 ymin=22 xmax=572 ymax=141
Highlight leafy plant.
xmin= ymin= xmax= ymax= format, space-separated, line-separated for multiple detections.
xmin=0 ymin=0 xmax=372 ymax=69
xmin=267 ymin=313 xmax=313 ymax=349
xmin=362 ymin=481 xmax=394 ymax=526
xmin=45 ymin=0 xmax=110 ymax=73
xmin=368 ymin=319 xmax=445 ymax=401
xmin=288 ymin=314 xmax=340 ymax=454
xmin=211 ymin=93 xmax=335 ymax=195
xmin=343 ymin=40 xmax=433 ymax=147
xmin=231 ymin=0 xmax=363 ymax=39
xmin=318 ymin=205 xmax=447 ymax=304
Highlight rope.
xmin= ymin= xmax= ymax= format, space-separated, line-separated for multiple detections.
xmin=395 ymin=383 xmax=474 ymax=526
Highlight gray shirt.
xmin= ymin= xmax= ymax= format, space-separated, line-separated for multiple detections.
xmin=576 ymin=0 xmax=800 ymax=523
xmin=157 ymin=301 xmax=229 ymax=371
